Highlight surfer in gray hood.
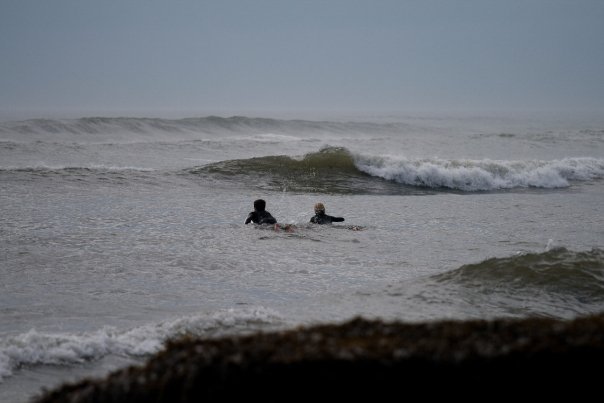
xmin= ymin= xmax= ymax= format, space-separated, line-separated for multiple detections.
xmin=310 ymin=202 xmax=345 ymax=224
xmin=245 ymin=199 xmax=277 ymax=225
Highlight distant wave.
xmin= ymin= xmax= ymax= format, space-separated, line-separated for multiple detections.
xmin=0 ymin=307 xmax=282 ymax=381
xmin=0 ymin=116 xmax=411 ymax=137
xmin=0 ymin=165 xmax=157 ymax=183
xmin=0 ymin=165 xmax=161 ymax=186
xmin=0 ymin=165 xmax=155 ymax=174
xmin=190 ymin=147 xmax=604 ymax=194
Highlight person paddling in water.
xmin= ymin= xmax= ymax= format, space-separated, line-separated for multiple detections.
xmin=245 ymin=199 xmax=295 ymax=232
xmin=310 ymin=202 xmax=344 ymax=224
xmin=245 ymin=199 xmax=277 ymax=225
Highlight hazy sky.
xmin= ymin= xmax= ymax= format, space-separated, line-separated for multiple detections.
xmin=1 ymin=0 xmax=603 ymax=118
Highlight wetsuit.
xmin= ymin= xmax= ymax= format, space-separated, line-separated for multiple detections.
xmin=245 ymin=210 xmax=277 ymax=225
xmin=310 ymin=212 xmax=344 ymax=224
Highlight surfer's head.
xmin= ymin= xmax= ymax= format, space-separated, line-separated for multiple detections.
xmin=253 ymin=199 xmax=266 ymax=211
xmin=314 ymin=202 xmax=325 ymax=214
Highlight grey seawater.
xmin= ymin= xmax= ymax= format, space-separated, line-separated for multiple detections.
xmin=3 ymin=179 xmax=603 ymax=402
xmin=1 ymin=113 xmax=603 ymax=402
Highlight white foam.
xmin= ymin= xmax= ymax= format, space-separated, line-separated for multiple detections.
xmin=0 ymin=307 xmax=282 ymax=382
xmin=230 ymin=133 xmax=305 ymax=143
xmin=354 ymin=156 xmax=604 ymax=191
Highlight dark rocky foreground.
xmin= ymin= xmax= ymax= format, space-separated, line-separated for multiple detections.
xmin=35 ymin=314 xmax=604 ymax=402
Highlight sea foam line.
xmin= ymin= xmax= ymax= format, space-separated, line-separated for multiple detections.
xmin=0 ymin=307 xmax=282 ymax=381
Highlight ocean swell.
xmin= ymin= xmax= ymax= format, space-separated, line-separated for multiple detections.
xmin=434 ymin=248 xmax=604 ymax=292
xmin=189 ymin=146 xmax=422 ymax=195
xmin=430 ymin=248 xmax=604 ymax=314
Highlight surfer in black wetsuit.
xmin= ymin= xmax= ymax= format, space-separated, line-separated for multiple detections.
xmin=310 ymin=202 xmax=344 ymax=224
xmin=245 ymin=199 xmax=277 ymax=225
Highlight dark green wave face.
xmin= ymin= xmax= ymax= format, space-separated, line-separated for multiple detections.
xmin=434 ymin=248 xmax=604 ymax=300
xmin=189 ymin=147 xmax=433 ymax=195
xmin=404 ymin=248 xmax=604 ymax=318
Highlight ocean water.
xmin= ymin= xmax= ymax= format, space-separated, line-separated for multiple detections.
xmin=1 ymin=113 xmax=603 ymax=401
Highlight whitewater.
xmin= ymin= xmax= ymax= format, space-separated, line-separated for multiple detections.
xmin=1 ymin=113 xmax=604 ymax=402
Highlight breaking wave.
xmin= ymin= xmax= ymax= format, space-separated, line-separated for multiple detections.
xmin=191 ymin=147 xmax=604 ymax=194
xmin=0 ymin=307 xmax=283 ymax=381
xmin=355 ymin=155 xmax=604 ymax=191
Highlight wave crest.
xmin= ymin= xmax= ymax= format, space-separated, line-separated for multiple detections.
xmin=356 ymin=156 xmax=604 ymax=191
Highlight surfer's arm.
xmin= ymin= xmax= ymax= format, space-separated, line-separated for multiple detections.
xmin=331 ymin=215 xmax=345 ymax=222
xmin=245 ymin=213 xmax=254 ymax=224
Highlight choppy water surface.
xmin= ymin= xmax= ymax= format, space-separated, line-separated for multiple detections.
xmin=1 ymin=114 xmax=603 ymax=401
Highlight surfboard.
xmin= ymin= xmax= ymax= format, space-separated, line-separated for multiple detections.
xmin=274 ymin=223 xmax=296 ymax=232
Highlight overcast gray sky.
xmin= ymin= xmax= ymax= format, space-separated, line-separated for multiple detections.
xmin=1 ymin=0 xmax=603 ymax=118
